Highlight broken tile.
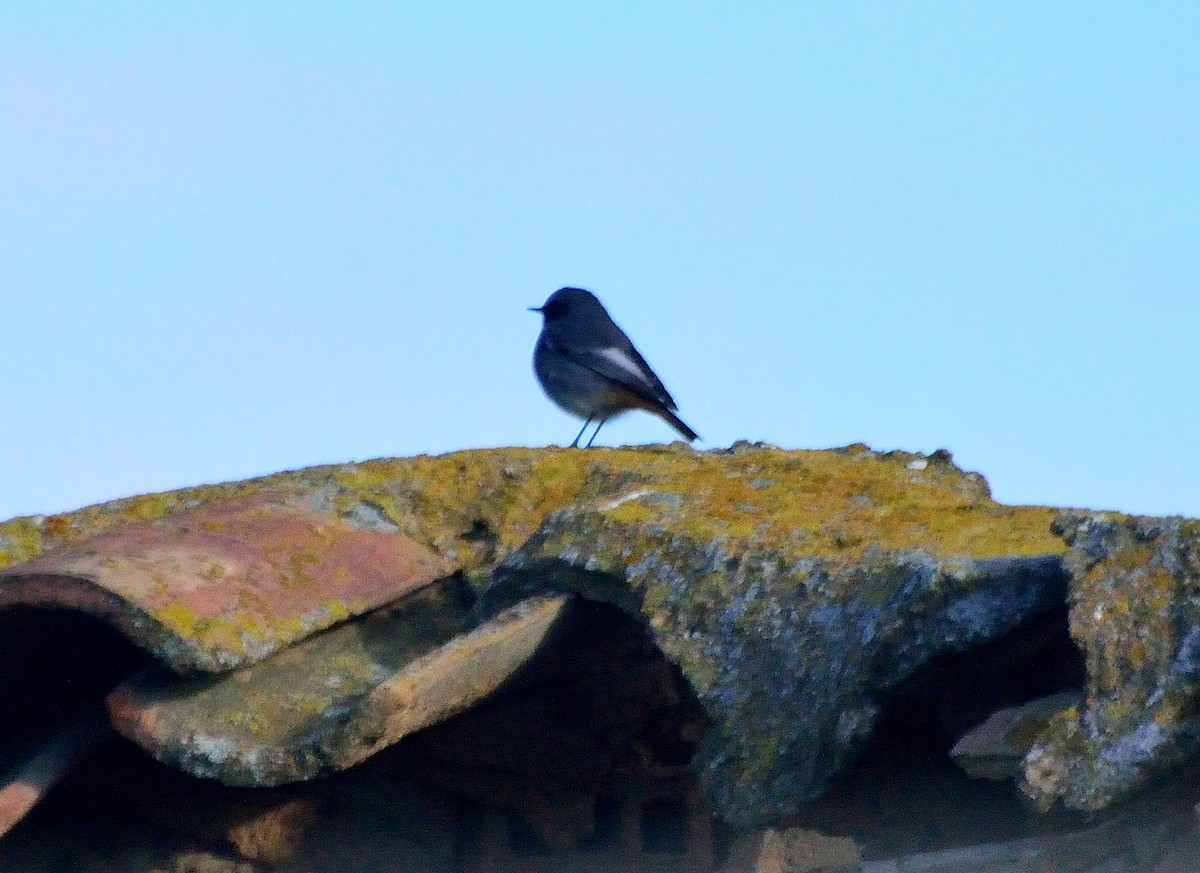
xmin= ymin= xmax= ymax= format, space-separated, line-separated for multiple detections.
xmin=106 ymin=590 xmax=575 ymax=786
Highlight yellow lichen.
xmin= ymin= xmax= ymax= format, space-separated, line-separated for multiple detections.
xmin=2 ymin=447 xmax=1066 ymax=579
xmin=152 ymin=602 xmax=203 ymax=638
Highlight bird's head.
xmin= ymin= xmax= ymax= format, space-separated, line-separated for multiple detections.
xmin=529 ymin=287 xmax=602 ymax=322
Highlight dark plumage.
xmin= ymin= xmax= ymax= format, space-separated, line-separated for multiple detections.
xmin=530 ymin=287 xmax=699 ymax=447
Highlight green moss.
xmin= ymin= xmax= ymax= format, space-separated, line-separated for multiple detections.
xmin=605 ymin=499 xmax=656 ymax=525
xmin=219 ymin=709 xmax=271 ymax=737
xmin=855 ymin=564 xmax=914 ymax=606
xmin=529 ymin=456 xmax=578 ymax=486
xmin=119 ymin=492 xmax=178 ymax=522
xmin=0 ymin=517 xmax=45 ymax=569
xmin=643 ymin=582 xmax=670 ymax=614
xmin=678 ymin=650 xmax=717 ymax=694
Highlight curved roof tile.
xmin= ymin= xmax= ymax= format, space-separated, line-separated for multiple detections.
xmin=0 ymin=491 xmax=450 ymax=673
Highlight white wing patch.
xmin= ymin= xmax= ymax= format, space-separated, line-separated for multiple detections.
xmin=596 ymin=346 xmax=651 ymax=386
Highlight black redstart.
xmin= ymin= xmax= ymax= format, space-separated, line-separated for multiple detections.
xmin=530 ymin=287 xmax=699 ymax=447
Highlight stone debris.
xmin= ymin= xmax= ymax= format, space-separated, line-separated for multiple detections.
xmin=224 ymin=796 xmax=319 ymax=865
xmin=162 ymin=852 xmax=259 ymax=873
xmin=950 ymin=692 xmax=1081 ymax=780
xmin=743 ymin=827 xmax=863 ymax=872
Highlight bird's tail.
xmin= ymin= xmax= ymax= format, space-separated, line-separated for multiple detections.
xmin=657 ymin=407 xmax=699 ymax=442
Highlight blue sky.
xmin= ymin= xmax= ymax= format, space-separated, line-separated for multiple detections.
xmin=2 ymin=3 xmax=1197 ymax=521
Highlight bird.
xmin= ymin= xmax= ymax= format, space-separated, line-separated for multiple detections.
xmin=530 ymin=287 xmax=699 ymax=448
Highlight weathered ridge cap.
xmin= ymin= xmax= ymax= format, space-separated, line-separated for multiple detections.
xmin=483 ymin=478 xmax=1070 ymax=826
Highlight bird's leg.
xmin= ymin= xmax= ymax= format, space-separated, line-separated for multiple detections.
xmin=585 ymin=418 xmax=607 ymax=448
xmin=570 ymin=417 xmax=593 ymax=448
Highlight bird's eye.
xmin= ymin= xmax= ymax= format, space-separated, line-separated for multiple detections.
xmin=542 ymin=300 xmax=567 ymax=318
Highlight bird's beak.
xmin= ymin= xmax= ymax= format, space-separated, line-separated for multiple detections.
xmin=528 ymin=306 xmax=543 ymax=313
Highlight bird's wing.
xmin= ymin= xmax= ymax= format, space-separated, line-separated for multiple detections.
xmin=549 ymin=337 xmax=678 ymax=410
